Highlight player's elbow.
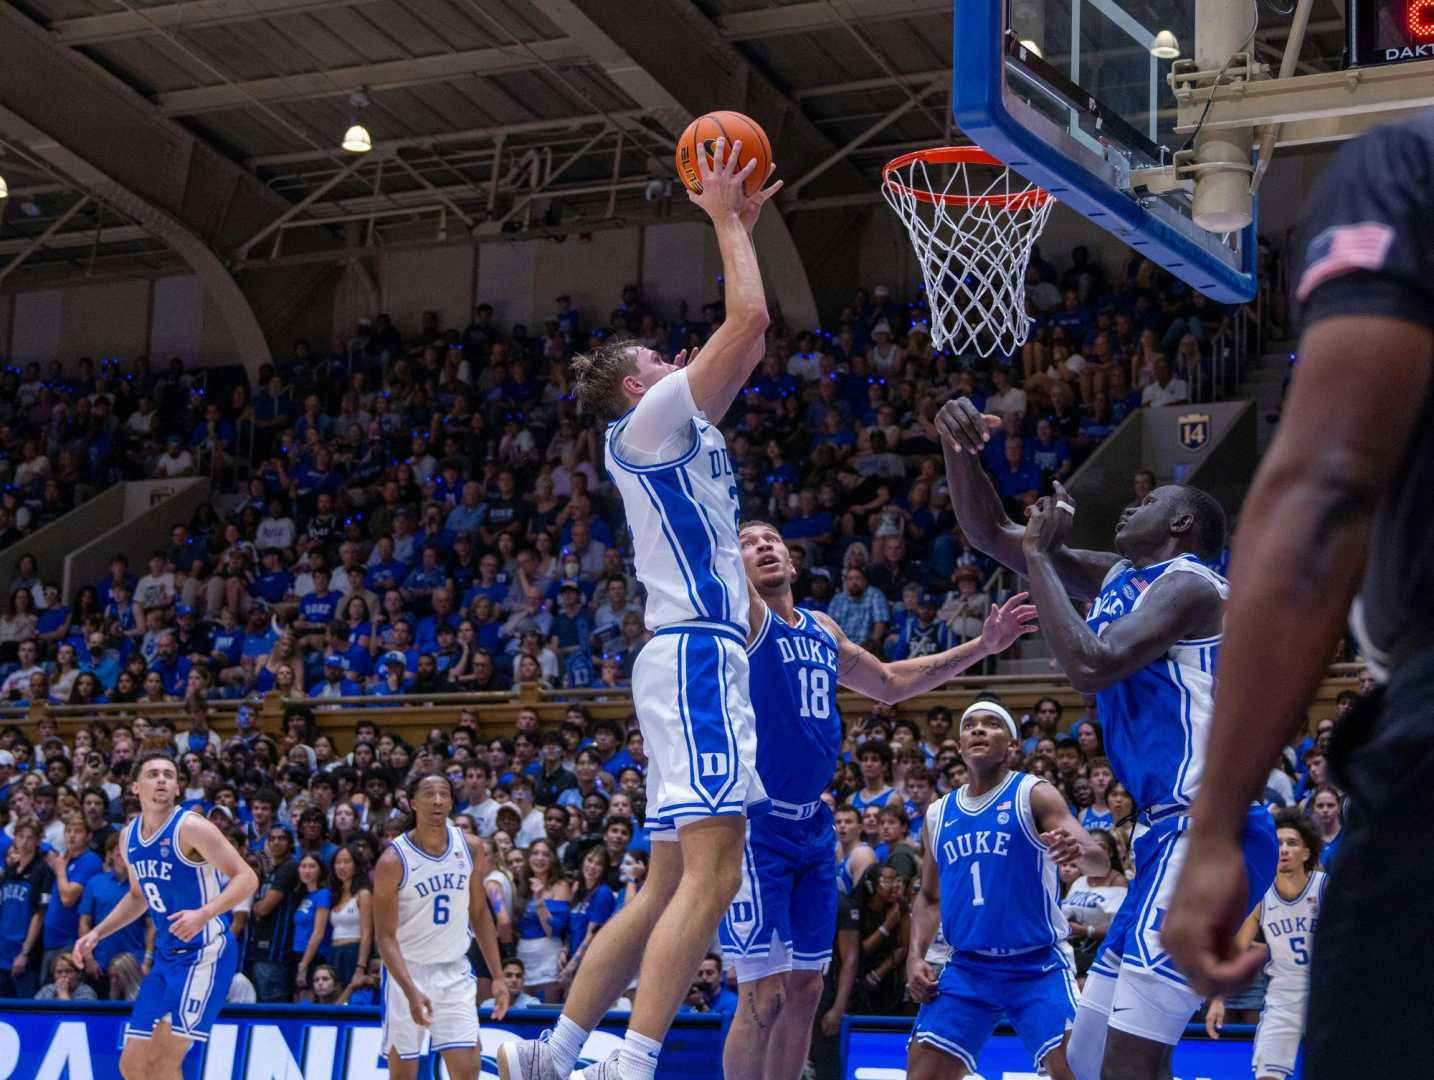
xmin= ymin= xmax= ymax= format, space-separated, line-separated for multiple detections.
xmin=1066 ymin=658 xmax=1114 ymax=695
xmin=236 ymin=864 xmax=259 ymax=898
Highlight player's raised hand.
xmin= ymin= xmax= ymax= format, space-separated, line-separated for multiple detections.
xmin=672 ymin=346 xmax=699 ymax=369
xmin=905 ymin=958 xmax=939 ymax=1004
xmin=688 ymin=137 xmax=758 ymax=221
xmin=489 ymin=974 xmax=511 ymax=1021
xmin=410 ymin=989 xmax=435 ymax=1027
xmin=167 ymin=907 xmax=210 ymax=943
xmin=739 ymin=164 xmax=783 ymax=233
xmin=935 ymin=397 xmax=1001 ymax=455
xmin=1022 ymin=486 xmax=1075 ymax=556
xmin=979 ymin=591 xmax=1038 ymax=653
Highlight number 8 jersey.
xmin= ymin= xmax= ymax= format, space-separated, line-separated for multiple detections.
xmin=392 ymin=822 xmax=474 ymax=963
xmin=124 ymin=807 xmax=229 ymax=955
xmin=924 ymin=771 xmax=1068 ymax=957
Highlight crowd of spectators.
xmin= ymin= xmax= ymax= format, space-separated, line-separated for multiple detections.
xmin=0 ymin=242 xmax=1319 ymax=1060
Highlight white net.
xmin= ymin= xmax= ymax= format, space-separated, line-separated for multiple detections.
xmin=882 ymin=148 xmax=1055 ymax=358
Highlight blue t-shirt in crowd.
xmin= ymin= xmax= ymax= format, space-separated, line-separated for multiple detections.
xmin=995 ymin=461 xmax=1044 ymax=502
xmin=42 ymin=848 xmax=103 ymax=949
xmin=290 ymin=887 xmax=331 ymax=956
xmin=298 ymin=590 xmax=343 ymax=626
xmin=250 ymin=570 xmax=295 ymax=605
xmin=79 ymin=870 xmax=150 ymax=970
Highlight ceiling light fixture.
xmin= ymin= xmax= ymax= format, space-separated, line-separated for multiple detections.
xmin=342 ymin=89 xmax=372 ymax=153
xmin=0 ymin=175 xmax=8 ymax=200
xmin=1150 ymin=30 xmax=1180 ymax=59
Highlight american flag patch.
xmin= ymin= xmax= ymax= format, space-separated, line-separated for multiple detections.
xmin=1132 ymin=577 xmax=1148 ymax=593
xmin=997 ymin=801 xmax=1011 ymax=810
xmin=1296 ymin=222 xmax=1395 ymax=301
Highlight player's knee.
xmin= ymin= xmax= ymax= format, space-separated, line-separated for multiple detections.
xmin=783 ymin=970 xmax=824 ymax=1008
xmin=747 ymin=976 xmax=786 ymax=1027
xmin=118 ymin=1046 xmax=149 ymax=1080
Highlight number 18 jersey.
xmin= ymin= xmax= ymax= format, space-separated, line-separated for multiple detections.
xmin=925 ymin=771 xmax=1067 ymax=958
xmin=392 ymin=823 xmax=474 ymax=964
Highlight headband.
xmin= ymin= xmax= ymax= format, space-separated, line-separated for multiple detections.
xmin=960 ymin=701 xmax=1018 ymax=741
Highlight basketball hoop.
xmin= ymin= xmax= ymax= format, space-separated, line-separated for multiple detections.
xmin=882 ymin=147 xmax=1055 ymax=358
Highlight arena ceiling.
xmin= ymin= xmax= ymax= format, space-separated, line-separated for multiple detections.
xmin=0 ymin=0 xmax=1346 ymax=288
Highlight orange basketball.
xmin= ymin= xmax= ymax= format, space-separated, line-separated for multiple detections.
xmin=675 ymin=110 xmax=772 ymax=197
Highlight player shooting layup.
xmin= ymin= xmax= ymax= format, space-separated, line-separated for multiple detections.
xmin=73 ymin=751 xmax=257 ymax=1080
xmin=935 ymin=398 xmax=1277 ymax=1080
xmin=498 ymin=138 xmax=782 ymax=1080
xmin=721 ymin=522 xmax=1036 ymax=1080
xmin=373 ymin=773 xmax=508 ymax=1080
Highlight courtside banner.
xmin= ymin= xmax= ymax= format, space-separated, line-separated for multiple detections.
xmin=841 ymin=1016 xmax=1289 ymax=1080
xmin=0 ymin=1003 xmax=723 ymax=1079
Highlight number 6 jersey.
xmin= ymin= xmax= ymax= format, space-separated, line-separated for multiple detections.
xmin=924 ymin=771 xmax=1069 ymax=957
xmin=392 ymin=822 xmax=474 ymax=963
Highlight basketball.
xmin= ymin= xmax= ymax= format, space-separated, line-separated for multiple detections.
xmin=675 ymin=110 xmax=772 ymax=197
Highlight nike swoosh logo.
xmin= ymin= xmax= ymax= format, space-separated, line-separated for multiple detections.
xmin=943 ymin=820 xmax=960 ymax=828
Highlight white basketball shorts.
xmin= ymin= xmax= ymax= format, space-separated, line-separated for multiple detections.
xmin=632 ymin=625 xmax=768 ymax=840
xmin=381 ymin=957 xmax=478 ymax=1060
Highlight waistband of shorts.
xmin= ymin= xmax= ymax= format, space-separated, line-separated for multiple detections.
xmin=958 ymin=941 xmax=1060 ymax=961
xmin=767 ymin=797 xmax=824 ymax=821
xmin=1138 ymin=803 xmax=1190 ymax=828
xmin=652 ymin=620 xmax=748 ymax=647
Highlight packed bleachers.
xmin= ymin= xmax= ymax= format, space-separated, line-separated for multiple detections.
xmin=0 ymin=242 xmax=1343 ymax=1045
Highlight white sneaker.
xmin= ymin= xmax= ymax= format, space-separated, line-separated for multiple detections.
xmin=570 ymin=1049 xmax=623 ymax=1079
xmin=497 ymin=1038 xmax=563 ymax=1080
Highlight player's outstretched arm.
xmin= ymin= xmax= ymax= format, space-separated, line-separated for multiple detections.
xmin=166 ymin=813 xmax=259 ymax=943
xmin=904 ymin=831 xmax=941 ymax=1004
xmin=72 ymin=852 xmax=148 ymax=968
xmin=1029 ymin=782 xmax=1109 ymax=878
xmin=936 ymin=399 xmax=1119 ymax=600
xmin=466 ymin=834 xmax=509 ymax=1020
xmin=818 ymin=593 xmax=1037 ymax=704
xmin=683 ymin=138 xmax=781 ymax=422
xmin=1169 ymin=310 xmax=1432 ymax=997
xmin=372 ymin=846 xmax=432 ymax=1026
xmin=1021 ymin=495 xmax=1219 ymax=693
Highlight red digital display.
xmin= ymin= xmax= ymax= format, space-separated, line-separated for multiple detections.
xmin=1349 ymin=0 xmax=1434 ymax=64
xmin=1411 ymin=0 xmax=1434 ymax=37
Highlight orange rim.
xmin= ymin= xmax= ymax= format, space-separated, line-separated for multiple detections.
xmin=882 ymin=146 xmax=1052 ymax=209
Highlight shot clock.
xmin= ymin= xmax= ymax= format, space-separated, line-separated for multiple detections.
xmin=1348 ymin=0 xmax=1434 ymax=65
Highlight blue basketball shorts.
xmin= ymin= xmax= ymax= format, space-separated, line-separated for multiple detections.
xmin=125 ymin=933 xmax=237 ymax=1044
xmin=910 ymin=947 xmax=1078 ymax=1071
xmin=1084 ymin=805 xmax=1278 ymax=1044
xmin=633 ymin=626 xmax=769 ymax=839
xmin=719 ymin=815 xmax=836 ymax=980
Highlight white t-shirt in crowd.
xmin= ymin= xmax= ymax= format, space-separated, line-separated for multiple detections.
xmin=154 ymin=450 xmax=194 ymax=477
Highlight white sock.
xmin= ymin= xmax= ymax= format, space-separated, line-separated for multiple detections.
xmin=618 ymin=1030 xmax=662 ymax=1080
xmin=545 ymin=1014 xmax=590 ymax=1076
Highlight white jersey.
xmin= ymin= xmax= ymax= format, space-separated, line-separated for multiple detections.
xmin=605 ymin=372 xmax=745 ymax=634
xmin=1260 ymin=870 xmax=1327 ymax=996
xmin=391 ymin=823 xmax=474 ymax=964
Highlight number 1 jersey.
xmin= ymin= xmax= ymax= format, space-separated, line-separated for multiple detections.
xmin=925 ymin=771 xmax=1068 ymax=958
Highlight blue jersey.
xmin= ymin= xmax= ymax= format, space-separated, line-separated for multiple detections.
xmin=1084 ymin=554 xmax=1228 ymax=812
xmin=747 ymin=605 xmax=842 ymax=807
xmin=926 ymin=771 xmax=1066 ymax=957
xmin=125 ymin=807 xmax=229 ymax=956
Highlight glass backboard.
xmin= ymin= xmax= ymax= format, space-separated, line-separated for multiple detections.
xmin=954 ymin=0 xmax=1258 ymax=302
